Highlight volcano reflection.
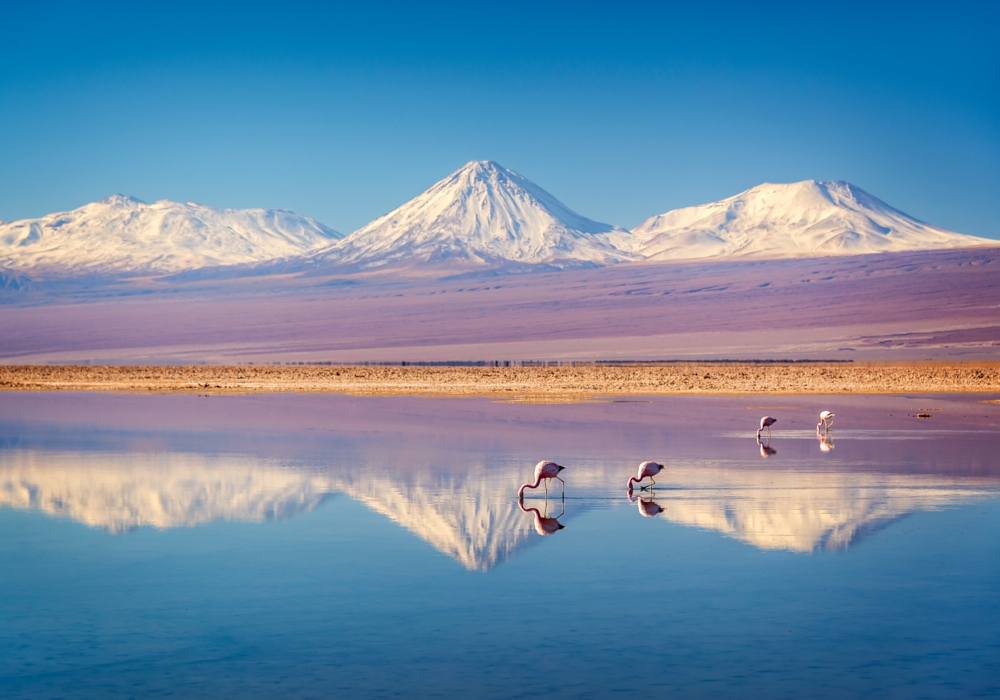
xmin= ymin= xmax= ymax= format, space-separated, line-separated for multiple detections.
xmin=0 ymin=450 xmax=544 ymax=571
xmin=652 ymin=464 xmax=996 ymax=552
xmin=1 ymin=449 xmax=998 ymax=565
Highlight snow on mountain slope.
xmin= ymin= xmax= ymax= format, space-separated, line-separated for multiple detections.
xmin=628 ymin=180 xmax=992 ymax=261
xmin=300 ymin=160 xmax=635 ymax=272
xmin=2 ymin=175 xmax=992 ymax=284
xmin=0 ymin=195 xmax=341 ymax=276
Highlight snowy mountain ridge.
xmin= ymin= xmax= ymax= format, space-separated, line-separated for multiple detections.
xmin=0 ymin=164 xmax=993 ymax=280
xmin=0 ymin=195 xmax=341 ymax=276
xmin=627 ymin=180 xmax=988 ymax=261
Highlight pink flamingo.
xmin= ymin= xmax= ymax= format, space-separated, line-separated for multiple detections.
xmin=628 ymin=492 xmax=664 ymax=517
xmin=518 ymin=460 xmax=566 ymax=501
xmin=519 ymin=500 xmax=565 ymax=535
xmin=817 ymin=411 xmax=835 ymax=433
xmin=757 ymin=416 xmax=777 ymax=440
xmin=627 ymin=461 xmax=664 ymax=492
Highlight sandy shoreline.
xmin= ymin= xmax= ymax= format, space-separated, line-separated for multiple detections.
xmin=1 ymin=363 xmax=998 ymax=399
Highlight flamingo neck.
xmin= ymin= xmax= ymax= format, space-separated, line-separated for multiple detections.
xmin=518 ymin=476 xmax=543 ymax=499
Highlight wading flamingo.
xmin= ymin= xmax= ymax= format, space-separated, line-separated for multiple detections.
xmin=757 ymin=416 xmax=777 ymax=440
xmin=817 ymin=411 xmax=835 ymax=433
xmin=518 ymin=460 xmax=566 ymax=501
xmin=519 ymin=499 xmax=565 ymax=535
xmin=627 ymin=461 xmax=664 ymax=492
xmin=628 ymin=492 xmax=665 ymax=517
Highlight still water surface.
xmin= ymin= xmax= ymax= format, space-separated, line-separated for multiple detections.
xmin=1 ymin=393 xmax=998 ymax=698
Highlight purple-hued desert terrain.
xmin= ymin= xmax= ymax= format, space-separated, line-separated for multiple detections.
xmin=2 ymin=247 xmax=998 ymax=364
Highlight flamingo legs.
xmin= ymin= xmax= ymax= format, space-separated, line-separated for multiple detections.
xmin=542 ymin=477 xmax=566 ymax=499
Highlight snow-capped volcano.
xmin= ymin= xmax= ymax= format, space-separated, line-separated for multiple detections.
xmin=302 ymin=160 xmax=634 ymax=272
xmin=627 ymin=180 xmax=990 ymax=261
xmin=0 ymin=195 xmax=341 ymax=276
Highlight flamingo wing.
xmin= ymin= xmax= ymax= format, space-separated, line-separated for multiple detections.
xmin=535 ymin=461 xmax=563 ymax=479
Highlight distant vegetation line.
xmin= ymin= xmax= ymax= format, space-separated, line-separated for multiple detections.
xmin=2 ymin=363 xmax=997 ymax=397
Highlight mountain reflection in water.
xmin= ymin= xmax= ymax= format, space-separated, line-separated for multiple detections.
xmin=652 ymin=464 xmax=996 ymax=552
xmin=3 ymin=447 xmax=997 ymax=567
xmin=0 ymin=450 xmax=543 ymax=571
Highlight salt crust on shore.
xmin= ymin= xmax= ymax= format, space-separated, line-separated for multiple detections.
xmin=1 ymin=363 xmax=998 ymax=399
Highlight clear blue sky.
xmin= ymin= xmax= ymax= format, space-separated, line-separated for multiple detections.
xmin=1 ymin=1 xmax=997 ymax=237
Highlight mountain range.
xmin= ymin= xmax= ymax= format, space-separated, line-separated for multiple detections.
xmin=0 ymin=161 xmax=993 ymax=280
xmin=0 ymin=195 xmax=341 ymax=277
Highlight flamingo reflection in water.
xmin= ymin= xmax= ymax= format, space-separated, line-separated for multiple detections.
xmin=817 ymin=428 xmax=835 ymax=452
xmin=627 ymin=461 xmax=664 ymax=493
xmin=627 ymin=492 xmax=665 ymax=517
xmin=517 ymin=460 xmax=566 ymax=501
xmin=757 ymin=437 xmax=777 ymax=458
xmin=519 ymin=499 xmax=566 ymax=535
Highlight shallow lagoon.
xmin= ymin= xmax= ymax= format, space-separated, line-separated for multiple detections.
xmin=1 ymin=392 xmax=998 ymax=699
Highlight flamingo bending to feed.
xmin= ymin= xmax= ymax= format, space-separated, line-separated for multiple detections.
xmin=518 ymin=460 xmax=566 ymax=501
xmin=627 ymin=461 xmax=664 ymax=492
xmin=757 ymin=416 xmax=777 ymax=440
xmin=817 ymin=411 xmax=835 ymax=433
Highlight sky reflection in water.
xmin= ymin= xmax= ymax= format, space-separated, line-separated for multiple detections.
xmin=1 ymin=393 xmax=998 ymax=698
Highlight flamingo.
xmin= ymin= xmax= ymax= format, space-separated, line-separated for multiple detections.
xmin=519 ymin=500 xmax=565 ymax=535
xmin=817 ymin=411 xmax=835 ymax=433
xmin=628 ymin=492 xmax=664 ymax=517
xmin=518 ymin=460 xmax=566 ymax=501
xmin=627 ymin=461 xmax=664 ymax=492
xmin=757 ymin=416 xmax=777 ymax=440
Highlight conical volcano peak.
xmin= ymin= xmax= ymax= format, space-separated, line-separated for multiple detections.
xmin=441 ymin=160 xmax=537 ymax=196
xmin=458 ymin=159 xmax=504 ymax=174
xmin=436 ymin=159 xmax=519 ymax=191
xmin=311 ymin=160 xmax=635 ymax=272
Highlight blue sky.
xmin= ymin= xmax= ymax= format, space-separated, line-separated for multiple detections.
xmin=1 ymin=1 xmax=997 ymax=237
